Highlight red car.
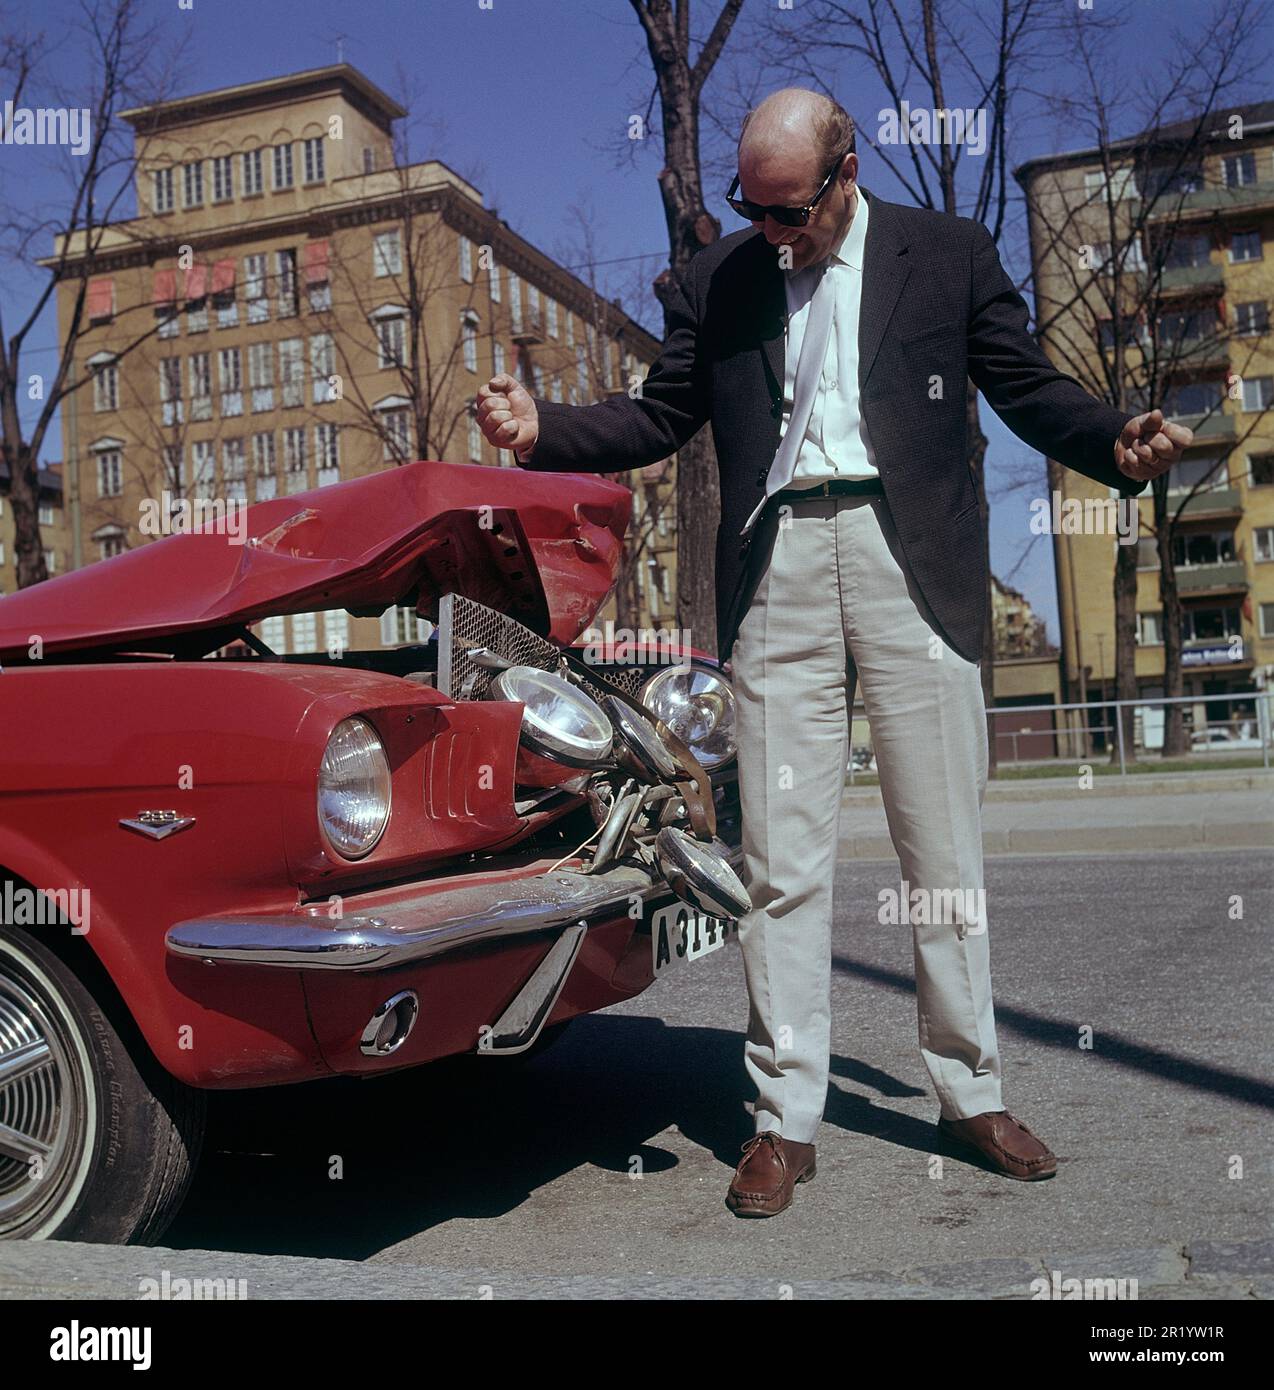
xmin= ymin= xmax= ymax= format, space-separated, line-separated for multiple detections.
xmin=0 ymin=459 xmax=745 ymax=1244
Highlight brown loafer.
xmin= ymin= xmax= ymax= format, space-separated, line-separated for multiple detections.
xmin=725 ymin=1131 xmax=817 ymax=1217
xmin=937 ymin=1110 xmax=1058 ymax=1181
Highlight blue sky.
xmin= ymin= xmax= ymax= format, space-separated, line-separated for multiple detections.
xmin=2 ymin=0 xmax=1268 ymax=641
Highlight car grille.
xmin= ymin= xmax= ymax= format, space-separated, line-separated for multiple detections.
xmin=436 ymin=592 xmax=647 ymax=705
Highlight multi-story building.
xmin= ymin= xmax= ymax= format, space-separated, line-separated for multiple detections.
xmin=1017 ymin=100 xmax=1274 ymax=744
xmin=45 ymin=64 xmax=676 ymax=652
xmin=0 ymin=462 xmax=67 ymax=594
xmin=992 ymin=574 xmax=1051 ymax=658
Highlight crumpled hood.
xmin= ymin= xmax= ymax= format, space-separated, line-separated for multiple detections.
xmin=0 ymin=459 xmax=632 ymax=660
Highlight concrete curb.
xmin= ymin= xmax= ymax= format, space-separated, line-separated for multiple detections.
xmin=844 ymin=770 xmax=1273 ymax=803
xmin=839 ymin=820 xmax=1273 ymax=859
xmin=0 ymin=1236 xmax=1268 ymax=1300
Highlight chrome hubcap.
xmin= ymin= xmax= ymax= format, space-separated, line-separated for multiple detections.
xmin=0 ymin=967 xmax=81 ymax=1234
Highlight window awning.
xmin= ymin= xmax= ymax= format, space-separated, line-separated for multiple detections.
xmin=85 ymin=277 xmax=114 ymax=320
xmin=184 ymin=263 xmax=208 ymax=301
xmin=303 ymin=239 xmax=330 ymax=285
xmin=153 ymin=268 xmax=177 ymax=306
xmin=210 ymin=258 xmax=236 ymax=296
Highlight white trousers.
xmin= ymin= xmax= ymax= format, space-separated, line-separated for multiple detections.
xmin=730 ymin=492 xmax=1003 ymax=1143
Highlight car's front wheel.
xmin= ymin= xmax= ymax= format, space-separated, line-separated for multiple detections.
xmin=0 ymin=925 xmax=205 ymax=1244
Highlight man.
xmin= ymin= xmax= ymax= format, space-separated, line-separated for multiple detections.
xmin=476 ymin=89 xmax=1189 ymax=1218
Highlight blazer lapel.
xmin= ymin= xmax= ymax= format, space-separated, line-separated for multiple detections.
xmin=857 ymin=188 xmax=910 ymax=388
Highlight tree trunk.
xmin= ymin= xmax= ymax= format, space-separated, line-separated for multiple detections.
xmin=1113 ymin=540 xmax=1139 ymax=761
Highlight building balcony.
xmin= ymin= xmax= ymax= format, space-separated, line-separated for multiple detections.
xmin=1172 ymin=487 xmax=1242 ymax=519
xmin=1181 ymin=637 xmax=1250 ymax=667
xmin=1144 ymin=180 xmax=1274 ymax=221
xmin=512 ymin=311 xmax=545 ymax=346
xmin=1158 ymin=262 xmax=1225 ymax=294
xmin=1176 ymin=561 xmax=1248 ymax=594
xmin=1168 ymin=410 xmax=1236 ymax=443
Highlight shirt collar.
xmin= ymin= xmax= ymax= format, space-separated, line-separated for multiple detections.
xmin=827 ymin=188 xmax=868 ymax=270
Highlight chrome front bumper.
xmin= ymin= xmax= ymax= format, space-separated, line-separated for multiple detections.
xmin=165 ymin=840 xmax=744 ymax=973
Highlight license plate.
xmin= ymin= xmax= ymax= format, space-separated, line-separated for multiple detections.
xmin=651 ymin=901 xmax=738 ymax=975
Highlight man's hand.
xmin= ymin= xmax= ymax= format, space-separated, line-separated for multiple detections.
xmin=1115 ymin=408 xmax=1193 ymax=482
xmin=476 ymin=373 xmax=539 ymax=456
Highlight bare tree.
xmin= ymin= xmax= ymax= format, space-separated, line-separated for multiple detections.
xmin=0 ymin=0 xmax=173 ymax=587
xmin=627 ymin=0 xmax=744 ymax=655
xmin=1020 ymin=0 xmax=1269 ymax=755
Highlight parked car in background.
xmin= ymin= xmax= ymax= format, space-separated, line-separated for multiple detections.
xmin=1189 ymin=727 xmax=1263 ymax=752
xmin=0 ymin=459 xmax=746 ymax=1243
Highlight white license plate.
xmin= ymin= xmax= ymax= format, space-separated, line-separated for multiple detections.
xmin=651 ymin=901 xmax=738 ymax=975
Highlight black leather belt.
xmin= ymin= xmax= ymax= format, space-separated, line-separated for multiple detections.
xmin=771 ymin=477 xmax=883 ymax=503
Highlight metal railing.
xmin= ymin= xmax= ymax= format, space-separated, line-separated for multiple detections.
xmin=846 ymin=689 xmax=1273 ymax=779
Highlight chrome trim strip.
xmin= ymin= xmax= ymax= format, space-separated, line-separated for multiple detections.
xmin=478 ymin=922 xmax=586 ymax=1055
xmin=164 ymin=841 xmax=743 ymax=973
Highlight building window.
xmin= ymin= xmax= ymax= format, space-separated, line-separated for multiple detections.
xmin=1236 ymin=301 xmax=1269 ymax=336
xmin=1224 ymin=152 xmax=1257 ymax=188
xmin=551 ymin=373 xmax=562 ymax=403
xmin=278 ymin=338 xmax=303 ymax=409
xmin=1164 ymin=381 xmax=1223 ymax=418
xmin=291 ymin=612 xmax=318 ymax=652
xmin=218 ymin=346 xmax=243 ymax=416
xmin=211 ymin=154 xmax=233 ymax=202
xmin=152 ymin=167 xmax=174 ymax=213
xmin=376 ymin=313 xmax=407 ymax=369
xmin=182 ymin=160 xmax=203 ymax=208
xmin=459 ymin=235 xmax=473 ymax=283
xmin=468 ymin=413 xmax=482 ymax=461
xmin=546 ymin=298 xmax=558 ymax=338
xmin=244 ymin=253 xmax=269 ymax=323
xmin=191 ymin=440 xmax=214 ymax=497
xmin=489 ymin=258 xmax=501 ymax=302
xmin=508 ymin=271 xmax=522 ymax=332
xmin=527 ymin=283 xmax=541 ymax=331
xmin=1164 ymin=232 xmax=1211 ymax=269
xmin=38 ymin=501 xmax=55 ymax=527
xmin=493 ymin=341 xmax=505 ymax=377
xmin=1253 ymin=526 xmax=1274 ymax=563
xmin=99 ymin=530 xmax=126 ymax=561
xmin=1241 ymin=376 xmax=1273 ymax=412
xmin=381 ymin=407 xmax=412 ymax=461
xmin=272 ymin=141 xmax=294 ymax=190
xmin=310 ymin=333 xmax=335 ymax=403
xmin=212 ymin=261 xmax=237 ymax=328
xmin=576 ymin=344 xmax=588 ymax=392
xmin=242 ymin=148 xmax=264 ymax=196
xmin=324 ymin=609 xmax=350 ymax=654
xmin=259 ymin=616 xmax=287 ymax=653
xmin=362 ymin=147 xmax=376 ymax=174
xmin=1230 ymin=229 xmax=1262 ymax=264
xmin=276 ymin=248 xmax=297 ymax=315
xmin=565 ymin=311 xmax=574 ymax=348
xmin=1135 ymin=611 xmax=1163 ymax=646
xmin=1182 ymin=605 xmax=1242 ymax=641
xmin=302 ymin=136 xmax=325 ymax=184
xmin=1261 ymin=603 xmax=1274 ymax=638
xmin=315 ymin=423 xmax=340 ymax=484
xmin=373 ymin=228 xmax=402 ymax=277
xmin=161 ymin=445 xmax=183 ymax=491
xmin=157 ymin=304 xmax=179 ymax=339
xmin=189 ymin=352 xmax=212 ymax=420
xmin=283 ymin=426 xmax=307 ymax=492
xmin=1250 ymin=454 xmax=1274 ymax=486
xmin=248 ymin=342 xmax=274 ymax=412
xmin=96 ymin=449 xmax=122 ymax=498
xmin=461 ymin=310 xmax=478 ymax=372
xmin=1168 ymin=453 xmax=1226 ymax=492
xmin=223 ymin=438 xmax=247 ymax=500
xmin=380 ymin=605 xmax=429 ymax=647
xmin=92 ymin=359 xmax=118 ymax=412
xmin=159 ymin=357 xmax=183 ymax=425
xmin=252 ymin=431 xmax=276 ymax=500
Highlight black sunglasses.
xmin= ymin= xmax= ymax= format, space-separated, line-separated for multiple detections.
xmin=725 ymin=150 xmax=850 ymax=227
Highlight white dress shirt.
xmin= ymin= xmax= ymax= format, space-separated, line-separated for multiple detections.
xmin=780 ymin=190 xmax=879 ymax=486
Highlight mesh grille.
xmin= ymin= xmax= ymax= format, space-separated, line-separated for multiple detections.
xmin=436 ymin=592 xmax=649 ymax=705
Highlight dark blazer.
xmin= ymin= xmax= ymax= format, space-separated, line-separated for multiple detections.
xmin=517 ymin=187 xmax=1145 ymax=666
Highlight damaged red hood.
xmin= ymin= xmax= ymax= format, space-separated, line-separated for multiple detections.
xmin=0 ymin=460 xmax=632 ymax=660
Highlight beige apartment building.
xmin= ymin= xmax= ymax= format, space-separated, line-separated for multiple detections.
xmin=1017 ymin=101 xmax=1274 ymax=748
xmin=46 ymin=64 xmax=676 ymax=653
xmin=0 ymin=463 xmax=67 ymax=594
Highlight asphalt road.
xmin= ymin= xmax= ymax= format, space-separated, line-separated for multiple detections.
xmin=158 ymin=849 xmax=1271 ymax=1287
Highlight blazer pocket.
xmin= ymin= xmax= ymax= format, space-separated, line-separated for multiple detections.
xmin=900 ymin=318 xmax=960 ymax=346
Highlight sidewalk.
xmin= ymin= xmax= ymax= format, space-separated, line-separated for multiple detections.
xmin=839 ymin=769 xmax=1273 ymax=858
xmin=0 ymin=1235 xmax=1267 ymax=1299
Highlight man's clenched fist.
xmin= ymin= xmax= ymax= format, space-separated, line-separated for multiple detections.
xmin=476 ymin=373 xmax=539 ymax=457
xmin=1115 ymin=408 xmax=1192 ymax=482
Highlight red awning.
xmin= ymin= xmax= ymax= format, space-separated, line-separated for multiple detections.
xmin=210 ymin=258 xmax=236 ymax=296
xmin=85 ymin=277 xmax=114 ymax=320
xmin=184 ymin=263 xmax=208 ymax=301
xmin=302 ymin=239 xmax=329 ymax=285
xmin=152 ymin=269 xmax=177 ymax=305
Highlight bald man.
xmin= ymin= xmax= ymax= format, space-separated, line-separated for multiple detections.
xmin=477 ymin=89 xmax=1189 ymax=1218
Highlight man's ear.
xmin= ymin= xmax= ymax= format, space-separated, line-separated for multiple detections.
xmin=843 ymin=152 xmax=859 ymax=189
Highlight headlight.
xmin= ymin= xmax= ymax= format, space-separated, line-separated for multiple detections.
xmin=318 ymin=717 xmax=391 ymax=858
xmin=490 ymin=665 xmax=614 ymax=768
xmin=640 ymin=663 xmax=736 ymax=770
